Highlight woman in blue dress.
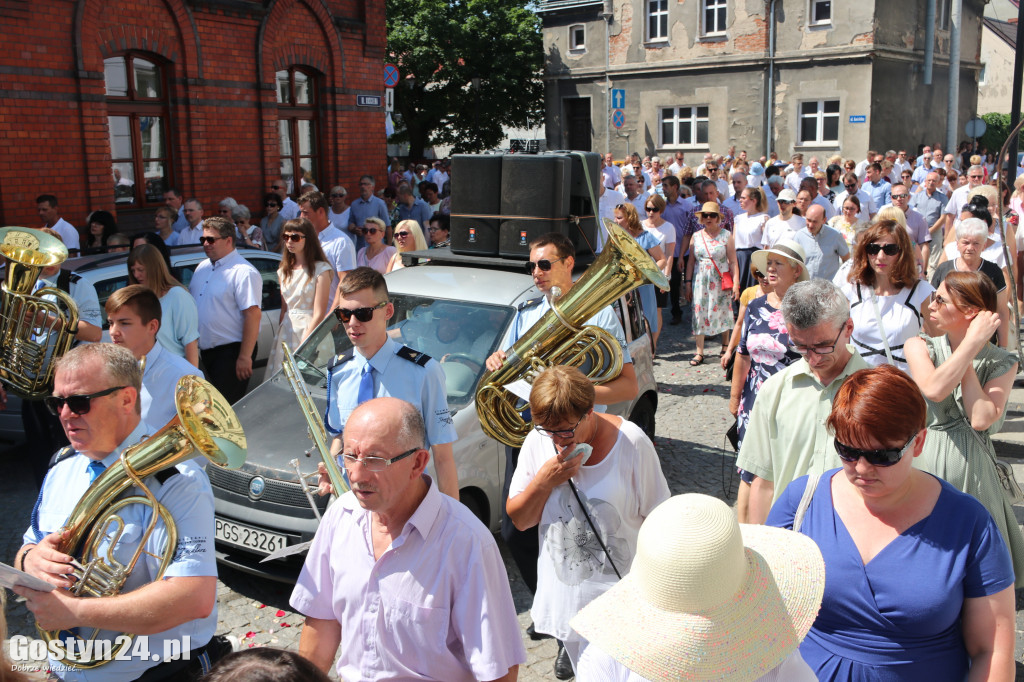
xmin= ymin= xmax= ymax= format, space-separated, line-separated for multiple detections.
xmin=614 ymin=203 xmax=665 ymax=343
xmin=768 ymin=364 xmax=1015 ymax=681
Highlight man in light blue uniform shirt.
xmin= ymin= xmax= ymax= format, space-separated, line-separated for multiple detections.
xmin=107 ymin=285 xmax=202 ymax=427
xmin=13 ymin=343 xmax=221 ymax=681
xmin=323 ymin=267 xmax=459 ymax=499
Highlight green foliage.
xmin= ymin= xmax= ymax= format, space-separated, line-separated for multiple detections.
xmin=979 ymin=112 xmax=1024 ymax=155
xmin=386 ymin=0 xmax=544 ymax=158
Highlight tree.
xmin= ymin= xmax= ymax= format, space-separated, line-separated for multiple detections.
xmin=980 ymin=112 xmax=1024 ymax=160
xmin=387 ymin=0 xmax=544 ymax=159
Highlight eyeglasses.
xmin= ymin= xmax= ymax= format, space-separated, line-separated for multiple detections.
xmin=282 ymin=233 xmax=305 ymax=243
xmin=394 ymin=231 xmax=411 ymax=239
xmin=427 ymin=227 xmax=445 ymax=233
xmin=865 ymin=243 xmax=900 ymax=256
xmin=199 ymin=236 xmax=227 ymax=245
xmin=891 ymin=193 xmax=909 ymax=200
xmin=334 ymin=301 xmax=387 ymax=323
xmin=834 ymin=434 xmax=916 ymax=467
xmin=338 ymin=447 xmax=419 ymax=472
xmin=524 ymin=257 xmax=566 ymax=275
xmin=645 ymin=206 xmax=659 ymax=212
xmin=968 ymin=174 xmax=984 ymax=180
xmin=360 ymin=227 xmax=380 ymax=236
xmin=933 ymin=293 xmax=955 ymax=306
xmin=753 ymin=270 xmax=765 ymax=279
xmin=844 ymin=183 xmax=857 ymax=190
xmin=534 ymin=414 xmax=585 ymax=439
xmin=45 ymin=385 xmax=127 ymax=416
xmin=788 ymin=321 xmax=847 ymax=356
xmin=842 ymin=205 xmax=858 ymax=212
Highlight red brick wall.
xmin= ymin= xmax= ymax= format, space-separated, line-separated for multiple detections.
xmin=0 ymin=0 xmax=386 ymax=233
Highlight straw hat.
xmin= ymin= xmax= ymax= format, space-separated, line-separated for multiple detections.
xmin=570 ymin=494 xmax=824 ymax=682
xmin=698 ymin=202 xmax=721 ymax=217
xmin=751 ymin=238 xmax=809 ymax=282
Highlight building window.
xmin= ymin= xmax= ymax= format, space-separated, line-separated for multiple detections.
xmin=937 ymin=0 xmax=951 ymax=29
xmin=798 ymin=99 xmax=840 ymax=145
xmin=104 ymin=55 xmax=171 ymax=207
xmin=276 ymin=67 xmax=319 ymax=194
xmin=660 ymin=106 xmax=709 ymax=147
xmin=569 ymin=24 xmax=586 ymax=50
xmin=809 ymin=0 xmax=831 ymax=25
xmin=702 ymin=0 xmax=727 ymax=36
xmin=979 ymin=64 xmax=987 ymax=85
xmin=647 ymin=0 xmax=668 ymax=42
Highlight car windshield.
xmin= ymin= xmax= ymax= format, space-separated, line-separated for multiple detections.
xmin=292 ymin=294 xmax=513 ymax=410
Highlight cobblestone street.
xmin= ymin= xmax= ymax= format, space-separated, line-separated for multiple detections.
xmin=3 ymin=312 xmax=1024 ymax=680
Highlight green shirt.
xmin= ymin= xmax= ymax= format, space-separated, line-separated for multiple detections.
xmin=735 ymin=346 xmax=870 ymax=504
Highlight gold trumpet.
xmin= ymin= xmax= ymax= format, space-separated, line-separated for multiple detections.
xmin=39 ymin=375 xmax=247 ymax=668
xmin=0 ymin=227 xmax=79 ymax=398
xmin=475 ymin=221 xmax=668 ymax=446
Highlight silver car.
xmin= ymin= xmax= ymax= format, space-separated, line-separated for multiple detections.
xmin=209 ymin=260 xmax=660 ymax=581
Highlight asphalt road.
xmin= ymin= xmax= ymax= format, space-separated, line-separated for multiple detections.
xmin=3 ymin=312 xmax=1024 ymax=680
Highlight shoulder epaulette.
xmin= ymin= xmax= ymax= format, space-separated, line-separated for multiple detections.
xmin=518 ymin=296 xmax=543 ymax=311
xmin=155 ymin=467 xmax=180 ymax=484
xmin=68 ymin=272 xmax=81 ymax=284
xmin=327 ymin=349 xmax=355 ymax=371
xmin=47 ymin=446 xmax=76 ymax=470
xmin=397 ymin=345 xmax=432 ymax=367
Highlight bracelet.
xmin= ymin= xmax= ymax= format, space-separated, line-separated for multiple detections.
xmin=19 ymin=547 xmax=32 ymax=572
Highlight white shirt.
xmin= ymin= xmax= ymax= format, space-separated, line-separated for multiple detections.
xmin=49 ymin=217 xmax=81 ymax=251
xmin=944 ymin=183 xmax=976 ymax=218
xmin=643 ymin=221 xmax=674 ymax=252
xmin=598 ymin=189 xmax=625 ymax=252
xmin=280 ymin=196 xmax=300 ymax=221
xmin=318 ymin=224 xmax=357 ymax=310
xmin=602 ymin=165 xmax=622 ymax=190
xmin=179 ymin=221 xmax=204 ymax=245
xmin=762 ymin=214 xmax=805 ymax=248
xmin=575 ymin=647 xmax=817 ymax=682
xmin=188 ymin=249 xmax=262 ymax=349
xmin=290 ymin=476 xmax=527 ymax=682
xmin=140 ymin=341 xmax=204 ymax=427
xmin=832 ymin=189 xmax=876 ymax=224
xmin=842 ymin=279 xmax=934 ymax=370
xmin=943 ymin=233 xmax=1007 ymax=269
xmin=733 ymin=212 xmax=770 ymax=249
xmin=784 ymin=169 xmax=809 ymax=193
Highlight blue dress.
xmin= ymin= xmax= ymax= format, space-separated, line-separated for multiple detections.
xmin=632 ymin=229 xmax=661 ymax=335
xmin=768 ymin=469 xmax=1014 ymax=681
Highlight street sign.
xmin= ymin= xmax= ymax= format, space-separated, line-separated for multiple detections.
xmin=357 ymin=94 xmax=382 ymax=107
xmin=849 ymin=115 xmax=866 ymax=123
xmin=383 ymin=64 xmax=399 ymax=88
xmin=385 ymin=88 xmax=394 ymax=113
xmin=611 ymin=88 xmax=625 ymax=109
xmin=612 ymin=109 xmax=625 ymax=129
xmin=965 ymin=117 xmax=987 ymax=139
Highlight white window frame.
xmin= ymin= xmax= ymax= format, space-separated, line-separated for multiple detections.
xmin=937 ymin=0 xmax=951 ymax=30
xmin=809 ymin=0 xmax=832 ymax=26
xmin=797 ymin=99 xmax=840 ymax=146
xmin=659 ymin=105 xmax=710 ymax=148
xmin=569 ymin=24 xmax=586 ymax=51
xmin=647 ymin=0 xmax=669 ymax=42
xmin=702 ymin=0 xmax=728 ymax=37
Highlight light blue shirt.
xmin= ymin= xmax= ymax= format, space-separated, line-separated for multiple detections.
xmin=867 ymin=179 xmax=891 ymax=210
xmin=157 ymin=286 xmax=199 ymax=359
xmin=348 ymin=195 xmax=390 ymax=251
xmin=397 ymin=198 xmax=433 ymax=228
xmin=318 ymin=225 xmax=358 ymax=311
xmin=794 ymin=225 xmax=849 ymax=282
xmin=141 ymin=341 xmax=204 ymax=427
xmin=172 ymin=207 xmax=188 ymax=233
xmin=324 ymin=336 xmax=456 ymax=447
xmin=26 ymin=420 xmax=218 ymax=682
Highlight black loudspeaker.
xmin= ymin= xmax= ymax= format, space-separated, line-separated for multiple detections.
xmin=499 ymin=155 xmax=571 ymax=259
xmin=450 ymin=154 xmax=502 ymax=255
xmin=547 ymin=150 xmax=601 ymax=257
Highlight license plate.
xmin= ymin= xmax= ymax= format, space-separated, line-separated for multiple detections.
xmin=215 ymin=517 xmax=288 ymax=555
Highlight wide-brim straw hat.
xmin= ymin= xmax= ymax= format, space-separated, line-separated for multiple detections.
xmin=751 ymin=238 xmax=810 ymax=283
xmin=570 ymin=494 xmax=824 ymax=682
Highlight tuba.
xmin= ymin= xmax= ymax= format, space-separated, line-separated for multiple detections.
xmin=475 ymin=221 xmax=669 ymax=446
xmin=38 ymin=375 xmax=247 ymax=668
xmin=0 ymin=226 xmax=79 ymax=398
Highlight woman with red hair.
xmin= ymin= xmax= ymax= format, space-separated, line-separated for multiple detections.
xmin=768 ymin=364 xmax=1015 ymax=679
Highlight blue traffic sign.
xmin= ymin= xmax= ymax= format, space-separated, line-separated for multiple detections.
xmin=612 ymin=109 xmax=625 ymax=129
xmin=849 ymin=115 xmax=866 ymax=124
xmin=611 ymin=88 xmax=625 ymax=109
xmin=383 ymin=64 xmax=399 ymax=88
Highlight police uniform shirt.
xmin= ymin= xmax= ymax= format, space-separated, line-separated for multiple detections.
xmin=24 ymin=420 xmax=218 ymax=682
xmin=35 ymin=273 xmax=103 ymax=330
xmin=324 ymin=336 xmax=456 ymax=448
xmin=141 ymin=341 xmax=204 ymax=427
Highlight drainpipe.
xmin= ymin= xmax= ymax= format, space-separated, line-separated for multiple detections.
xmin=602 ymin=0 xmax=613 ymax=153
xmin=765 ymin=0 xmax=779 ymax=160
xmin=924 ymin=0 xmax=935 ymax=84
xmin=946 ymin=0 xmax=962 ymax=152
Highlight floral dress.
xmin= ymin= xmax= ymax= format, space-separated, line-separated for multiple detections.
xmin=736 ymin=296 xmax=800 ymax=445
xmin=691 ymin=228 xmax=734 ymax=336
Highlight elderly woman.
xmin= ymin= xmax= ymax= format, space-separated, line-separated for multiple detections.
xmin=685 ymin=201 xmax=738 ymax=365
xmin=356 ymin=216 xmax=396 ymax=274
xmin=768 ymin=364 xmax=1015 ymax=679
xmin=906 ymin=271 xmax=1024 ymax=585
xmin=385 ymin=219 xmax=429 ymax=273
xmin=840 ymin=219 xmax=934 ymax=370
xmin=232 ymin=204 xmax=264 ymax=250
xmin=507 ymin=366 xmax=670 ymax=677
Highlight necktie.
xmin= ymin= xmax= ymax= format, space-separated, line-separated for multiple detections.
xmin=87 ymin=460 xmax=106 ymax=483
xmin=357 ymin=363 xmax=375 ymax=405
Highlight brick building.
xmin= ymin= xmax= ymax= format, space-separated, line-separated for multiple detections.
xmin=0 ymin=0 xmax=386 ymax=233
xmin=538 ymin=0 xmax=985 ymax=163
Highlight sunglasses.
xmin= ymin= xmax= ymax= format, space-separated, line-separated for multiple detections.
xmin=700 ymin=213 xmax=720 ymax=219
xmin=334 ymin=301 xmax=387 ymax=323
xmin=45 ymin=385 xmax=127 ymax=416
xmin=754 ymin=270 xmax=765 ymax=279
xmin=891 ymin=193 xmax=909 ymax=200
xmin=834 ymin=434 xmax=916 ymax=467
xmin=865 ymin=243 xmax=900 ymax=256
xmin=282 ymin=233 xmax=305 ymax=243
xmin=844 ymin=184 xmax=857 ymax=189
xmin=360 ymin=227 xmax=381 ymax=236
xmin=199 ymin=236 xmax=226 ymax=245
xmin=265 ymin=203 xmax=280 ymax=208
xmin=394 ymin=231 xmax=411 ymax=239
xmin=524 ymin=257 xmax=565 ymax=275
xmin=645 ymin=206 xmax=660 ymax=212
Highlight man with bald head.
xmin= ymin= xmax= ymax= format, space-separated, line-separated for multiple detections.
xmin=793 ymin=204 xmax=848 ymax=281
xmin=291 ymin=397 xmax=526 ymax=681
xmin=270 ymin=178 xmax=300 ymax=220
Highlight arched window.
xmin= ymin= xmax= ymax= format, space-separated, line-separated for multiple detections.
xmin=276 ymin=67 xmax=319 ymax=194
xmin=104 ymin=54 xmax=171 ymax=207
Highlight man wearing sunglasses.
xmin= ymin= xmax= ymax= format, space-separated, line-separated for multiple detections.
xmin=298 ymin=191 xmax=356 ymax=311
xmin=189 ymin=217 xmax=262 ymax=404
xmin=14 ymin=343 xmax=223 ymax=681
xmin=736 ymin=280 xmax=869 ymax=525
xmin=270 ymin=178 xmax=300 ymax=221
xmin=324 ymin=267 xmax=458 ymax=499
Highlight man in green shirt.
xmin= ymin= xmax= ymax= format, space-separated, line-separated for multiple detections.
xmin=736 ymin=280 xmax=869 ymax=523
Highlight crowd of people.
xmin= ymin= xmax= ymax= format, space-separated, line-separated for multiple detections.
xmin=6 ymin=141 xmax=1024 ymax=682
